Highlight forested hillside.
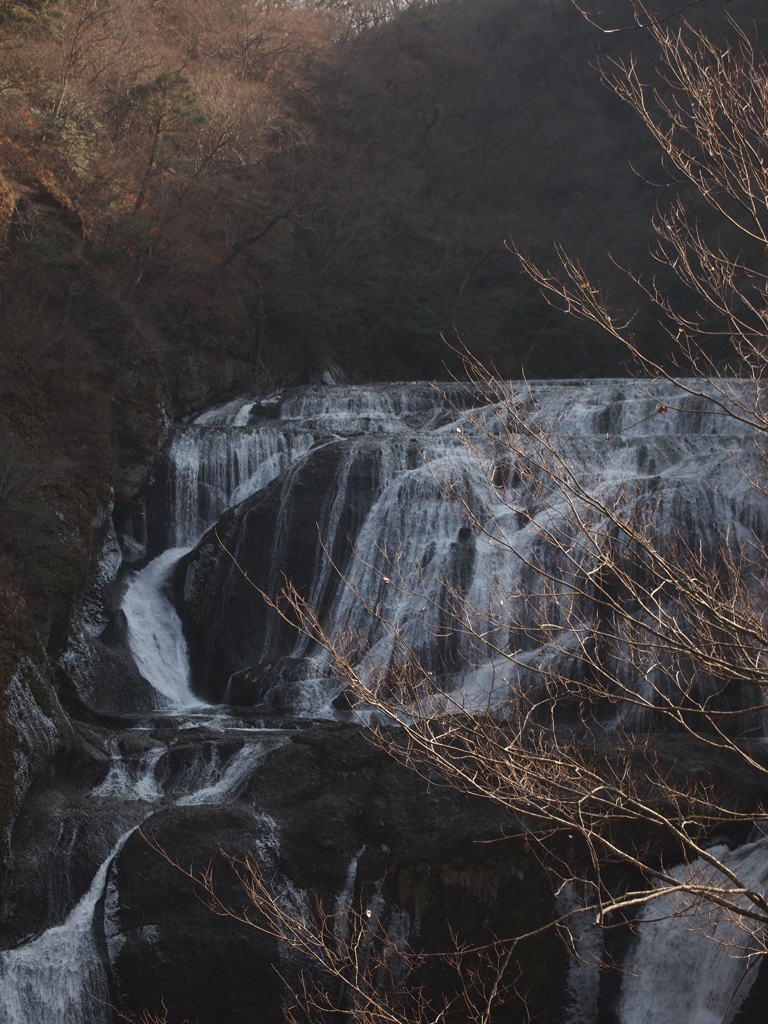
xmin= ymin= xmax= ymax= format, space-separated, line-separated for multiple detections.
xmin=1 ymin=0 xmax=766 ymax=833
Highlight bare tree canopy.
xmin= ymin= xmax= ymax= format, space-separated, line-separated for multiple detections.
xmin=195 ymin=5 xmax=768 ymax=1020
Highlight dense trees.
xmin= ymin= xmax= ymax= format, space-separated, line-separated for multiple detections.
xmin=1 ymin=0 xmax=767 ymax=830
xmin=6 ymin=0 xmax=764 ymax=398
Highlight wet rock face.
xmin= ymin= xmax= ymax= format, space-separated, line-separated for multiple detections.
xmin=7 ymin=382 xmax=768 ymax=1024
xmin=251 ymin=727 xmax=524 ymax=890
xmin=101 ymin=724 xmax=564 ymax=1024
xmin=60 ymin=606 xmax=159 ymax=715
xmin=104 ymin=805 xmax=283 ymax=1024
xmin=60 ymin=504 xmax=159 ymax=716
xmin=224 ymin=656 xmax=324 ymax=711
xmin=176 ymin=438 xmax=392 ymax=704
xmin=0 ymin=744 xmax=116 ymax=946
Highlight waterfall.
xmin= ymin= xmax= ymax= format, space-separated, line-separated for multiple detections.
xmin=618 ymin=839 xmax=768 ymax=1024
xmin=175 ymin=742 xmax=265 ymax=805
xmin=91 ymin=736 xmax=284 ymax=810
xmin=278 ymin=381 xmax=452 ymax=433
xmin=167 ymin=423 xmax=314 ymax=548
xmin=123 ymin=401 xmax=317 ymax=706
xmin=14 ymin=378 xmax=763 ymax=1023
xmin=149 ymin=379 xmax=768 ymax=719
xmin=0 ymin=831 xmax=135 ymax=1024
xmin=0 ymin=728 xmax=282 ymax=1024
xmin=122 ymin=546 xmax=199 ymax=708
xmin=318 ymin=402 xmax=759 ymax=716
xmin=92 ymin=744 xmax=165 ymax=802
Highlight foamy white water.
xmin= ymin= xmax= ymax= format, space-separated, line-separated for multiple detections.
xmin=618 ymin=839 xmax=768 ymax=1024
xmin=97 ymin=379 xmax=768 ymax=1023
xmin=175 ymin=742 xmax=264 ymax=805
xmin=92 ymin=746 xmax=165 ymax=802
xmin=123 ymin=547 xmax=199 ymax=708
xmin=168 ymin=418 xmax=314 ymax=546
xmin=0 ymin=831 xmax=135 ymax=1024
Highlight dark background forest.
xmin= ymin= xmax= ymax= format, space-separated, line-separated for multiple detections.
xmin=1 ymin=0 xmax=766 ymax=828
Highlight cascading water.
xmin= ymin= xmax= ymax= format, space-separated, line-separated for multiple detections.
xmin=167 ymin=423 xmax=315 ymax=548
xmin=123 ymin=399 xmax=316 ymax=709
xmin=175 ymin=742 xmax=266 ymax=805
xmin=93 ymin=744 xmax=165 ymax=802
xmin=618 ymin=839 xmax=768 ymax=1024
xmin=288 ymin=382 xmax=764 ymax=724
xmin=0 ymin=831 xmax=135 ymax=1024
xmin=3 ymin=392 xmax=305 ymax=1017
xmin=122 ymin=547 xmax=199 ymax=708
xmin=5 ymin=380 xmax=768 ymax=1023
xmin=145 ymin=379 xmax=768 ymax=726
xmin=168 ymin=380 xmax=768 ymax=1022
xmin=0 ymin=730 xmax=286 ymax=1022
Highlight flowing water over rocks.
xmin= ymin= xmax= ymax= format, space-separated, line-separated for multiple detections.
xmin=1 ymin=380 xmax=767 ymax=1023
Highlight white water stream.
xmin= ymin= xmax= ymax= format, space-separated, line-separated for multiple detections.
xmin=93 ymin=744 xmax=165 ymax=802
xmin=0 ymin=831 xmax=135 ymax=1024
xmin=618 ymin=839 xmax=768 ymax=1024
xmin=4 ymin=381 xmax=768 ymax=1022
xmin=175 ymin=742 xmax=265 ymax=805
xmin=131 ymin=382 xmax=768 ymax=1023
xmin=123 ymin=546 xmax=199 ymax=708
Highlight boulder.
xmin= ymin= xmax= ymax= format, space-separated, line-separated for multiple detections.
xmin=104 ymin=805 xmax=283 ymax=1024
xmin=97 ymin=723 xmax=565 ymax=1023
xmin=176 ymin=439 xmax=393 ymax=703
